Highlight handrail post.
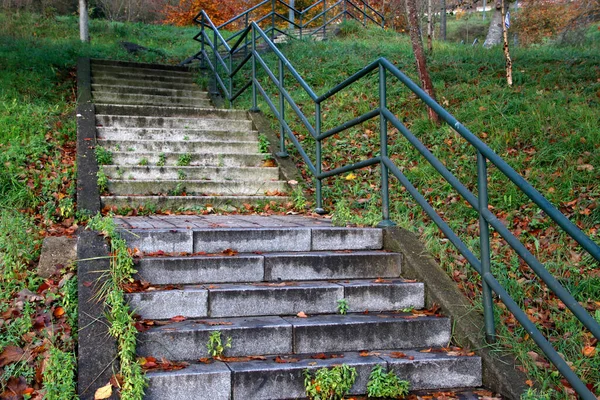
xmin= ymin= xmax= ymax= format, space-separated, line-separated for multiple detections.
xmin=271 ymin=0 xmax=276 ymax=41
xmin=378 ymin=63 xmax=395 ymax=228
xmin=276 ymin=59 xmax=289 ymax=158
xmin=343 ymin=0 xmax=347 ymax=22
xmin=228 ymin=52 xmax=233 ymax=109
xmin=315 ymin=102 xmax=326 ymax=215
xmin=200 ymin=15 xmax=206 ymax=69
xmin=250 ymin=27 xmax=259 ymax=112
xmin=212 ymin=28 xmax=218 ymax=95
xmin=323 ymin=0 xmax=327 ymax=37
xmin=244 ymin=14 xmax=249 ymax=57
xmin=478 ymin=151 xmax=496 ymax=343
xmin=363 ymin=0 xmax=367 ymax=26
xmin=299 ymin=11 xmax=303 ymax=39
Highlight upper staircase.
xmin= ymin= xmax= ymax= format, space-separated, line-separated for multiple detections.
xmin=91 ymin=59 xmax=289 ymax=212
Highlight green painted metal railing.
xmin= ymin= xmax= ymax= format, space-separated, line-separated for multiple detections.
xmin=191 ymin=9 xmax=600 ymax=399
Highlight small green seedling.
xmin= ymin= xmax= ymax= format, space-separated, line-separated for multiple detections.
xmin=207 ymin=331 xmax=232 ymax=358
xmin=366 ymin=365 xmax=410 ymax=398
xmin=177 ymin=153 xmax=192 ymax=166
xmin=138 ymin=158 xmax=148 ymax=166
xmin=157 ymin=153 xmax=166 ymax=167
xmin=95 ymin=147 xmax=113 ymax=165
xmin=337 ymin=299 xmax=349 ymax=315
xmin=304 ymin=364 xmax=357 ymax=400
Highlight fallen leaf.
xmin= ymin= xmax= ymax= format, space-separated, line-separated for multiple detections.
xmin=170 ymin=315 xmax=186 ymax=322
xmin=582 ymin=346 xmax=596 ymax=357
xmin=0 ymin=346 xmax=24 ymax=367
xmin=94 ymin=383 xmax=112 ymax=399
xmin=275 ymin=355 xmax=299 ymax=363
xmin=53 ymin=306 xmax=65 ymax=318
xmin=297 ymin=311 xmax=308 ymax=318
xmin=345 ymin=173 xmax=357 ymax=180
xmin=222 ymin=248 xmax=238 ymax=256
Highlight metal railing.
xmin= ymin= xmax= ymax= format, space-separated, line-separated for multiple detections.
xmin=191 ymin=9 xmax=600 ymax=399
xmin=186 ymin=0 xmax=384 ymax=64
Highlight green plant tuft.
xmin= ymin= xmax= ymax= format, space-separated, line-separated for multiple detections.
xmin=207 ymin=331 xmax=232 ymax=358
xmin=95 ymin=147 xmax=113 ymax=165
xmin=304 ymin=364 xmax=357 ymax=400
xmin=366 ymin=365 xmax=410 ymax=398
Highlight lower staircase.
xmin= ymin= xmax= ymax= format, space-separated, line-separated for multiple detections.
xmin=91 ymin=59 xmax=289 ymax=212
xmin=115 ymin=215 xmax=483 ymax=399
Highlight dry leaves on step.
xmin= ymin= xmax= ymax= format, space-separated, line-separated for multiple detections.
xmin=94 ymin=383 xmax=112 ymax=400
xmin=296 ymin=311 xmax=308 ymax=318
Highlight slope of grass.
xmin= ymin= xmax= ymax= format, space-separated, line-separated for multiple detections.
xmin=230 ymin=22 xmax=600 ymax=398
xmin=0 ymin=11 xmax=197 ymax=398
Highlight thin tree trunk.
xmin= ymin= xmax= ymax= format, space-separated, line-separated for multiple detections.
xmin=501 ymin=0 xmax=513 ymax=85
xmin=483 ymin=1 xmax=504 ymax=47
xmin=427 ymin=0 xmax=433 ymax=52
xmin=79 ymin=0 xmax=89 ymax=43
xmin=440 ymin=0 xmax=446 ymax=40
xmin=405 ymin=0 xmax=439 ymax=123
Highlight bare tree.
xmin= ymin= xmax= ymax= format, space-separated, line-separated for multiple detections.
xmin=427 ymin=0 xmax=433 ymax=52
xmin=405 ymin=0 xmax=439 ymax=123
xmin=79 ymin=0 xmax=89 ymax=42
xmin=501 ymin=0 xmax=512 ymax=85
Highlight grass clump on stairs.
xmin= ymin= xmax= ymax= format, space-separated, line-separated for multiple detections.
xmin=88 ymin=215 xmax=147 ymax=399
xmin=304 ymin=364 xmax=357 ymax=400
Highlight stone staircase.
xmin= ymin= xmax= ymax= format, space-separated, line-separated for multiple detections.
xmin=91 ymin=59 xmax=289 ymax=211
xmin=115 ymin=215 xmax=483 ymax=399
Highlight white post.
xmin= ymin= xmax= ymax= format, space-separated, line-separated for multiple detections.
xmin=79 ymin=0 xmax=89 ymax=43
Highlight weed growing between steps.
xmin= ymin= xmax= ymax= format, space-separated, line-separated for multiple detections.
xmin=367 ymin=365 xmax=411 ymax=398
xmin=304 ymin=364 xmax=357 ymax=400
xmin=87 ymin=215 xmax=147 ymax=399
xmin=206 ymin=331 xmax=232 ymax=358
xmin=230 ymin=24 xmax=600 ymax=397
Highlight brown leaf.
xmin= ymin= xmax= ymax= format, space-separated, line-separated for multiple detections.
xmin=296 ymin=311 xmax=308 ymax=318
xmin=582 ymin=346 xmax=596 ymax=357
xmin=0 ymin=346 xmax=24 ymax=367
xmin=94 ymin=383 xmax=112 ymax=399
xmin=53 ymin=306 xmax=65 ymax=318
xmin=170 ymin=315 xmax=186 ymax=322
xmin=275 ymin=356 xmax=299 ymax=363
xmin=221 ymin=248 xmax=238 ymax=256
xmin=389 ymin=351 xmax=407 ymax=358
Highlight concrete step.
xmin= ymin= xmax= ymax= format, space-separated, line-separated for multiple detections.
xmin=136 ymin=313 xmax=450 ymax=360
xmin=109 ymin=152 xmax=266 ymax=167
xmin=92 ymin=73 xmax=198 ymax=85
xmin=102 ymin=195 xmax=290 ymax=211
xmin=95 ymin=104 xmax=249 ymax=119
xmin=125 ymin=228 xmax=384 ymax=254
xmin=102 ymin=166 xmax=280 ymax=181
xmin=92 ymin=84 xmax=204 ymax=98
xmin=127 ymin=279 xmax=424 ymax=320
xmin=145 ymin=350 xmax=482 ymax=400
xmin=98 ymin=139 xmax=258 ymax=154
xmin=96 ymin=115 xmax=253 ymax=131
xmin=91 ymin=64 xmax=195 ymax=78
xmin=97 ymin=127 xmax=258 ymax=142
xmin=91 ymin=59 xmax=192 ymax=73
xmin=92 ymin=92 xmax=212 ymax=108
xmin=132 ymin=251 xmax=398 ymax=284
xmin=92 ymin=76 xmax=199 ymax=91
xmin=106 ymin=179 xmax=288 ymax=197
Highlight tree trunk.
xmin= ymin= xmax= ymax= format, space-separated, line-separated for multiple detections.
xmin=79 ymin=0 xmax=89 ymax=43
xmin=501 ymin=0 xmax=513 ymax=85
xmin=427 ymin=0 xmax=433 ymax=53
xmin=483 ymin=1 xmax=504 ymax=48
xmin=405 ymin=0 xmax=439 ymax=123
xmin=440 ymin=0 xmax=446 ymax=40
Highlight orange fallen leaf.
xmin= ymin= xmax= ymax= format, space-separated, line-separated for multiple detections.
xmin=170 ymin=315 xmax=186 ymax=322
xmin=297 ymin=311 xmax=308 ymax=318
xmin=582 ymin=346 xmax=596 ymax=357
xmin=53 ymin=306 xmax=65 ymax=318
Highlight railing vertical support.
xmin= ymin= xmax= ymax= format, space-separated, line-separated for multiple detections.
xmin=212 ymin=28 xmax=218 ymax=95
xmin=244 ymin=14 xmax=249 ymax=57
xmin=277 ymin=59 xmax=289 ymax=158
xmin=228 ymin=55 xmax=233 ymax=109
xmin=315 ymin=102 xmax=325 ymax=215
xmin=271 ymin=0 xmax=276 ymax=41
xmin=299 ymin=12 xmax=303 ymax=39
xmin=250 ymin=27 xmax=259 ymax=112
xmin=323 ymin=0 xmax=327 ymax=37
xmin=343 ymin=0 xmax=347 ymax=22
xmin=363 ymin=0 xmax=367 ymax=26
xmin=478 ymin=151 xmax=496 ymax=343
xmin=378 ymin=63 xmax=395 ymax=228
xmin=200 ymin=16 xmax=206 ymax=69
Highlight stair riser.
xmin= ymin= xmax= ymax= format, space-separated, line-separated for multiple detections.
xmin=106 ymin=180 xmax=287 ymax=196
xmin=102 ymin=196 xmax=289 ymax=211
xmin=98 ymin=140 xmax=258 ymax=154
xmin=92 ymin=85 xmax=203 ymax=98
xmin=102 ymin=166 xmax=279 ymax=182
xmin=92 ymin=65 xmax=194 ymax=78
xmin=92 ymin=73 xmax=198 ymax=85
xmin=127 ymin=281 xmax=424 ymax=320
xmin=96 ymin=115 xmax=253 ymax=131
xmin=109 ymin=152 xmax=265 ymax=168
xmin=137 ymin=315 xmax=450 ymax=360
xmin=145 ymin=353 xmax=482 ymax=400
xmin=93 ymin=93 xmax=212 ymax=108
xmin=95 ymin=104 xmax=249 ymax=119
xmin=92 ymin=78 xmax=199 ymax=91
xmin=91 ymin=59 xmax=192 ymax=72
xmin=97 ymin=128 xmax=257 ymax=142
xmin=123 ymin=228 xmax=383 ymax=254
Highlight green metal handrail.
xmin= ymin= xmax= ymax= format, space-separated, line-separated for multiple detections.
xmin=192 ymin=10 xmax=600 ymax=399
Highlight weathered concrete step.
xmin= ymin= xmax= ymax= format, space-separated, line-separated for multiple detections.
xmin=98 ymin=138 xmax=258 ymax=154
xmin=91 ymin=64 xmax=195 ymax=78
xmin=91 ymin=59 xmax=192 ymax=73
xmin=109 ymin=151 xmax=266 ymax=167
xmin=92 ymin=84 xmax=204 ymax=98
xmin=137 ymin=313 xmax=450 ymax=360
xmin=93 ymin=92 xmax=212 ymax=107
xmin=96 ymin=115 xmax=253 ymax=131
xmin=125 ymin=227 xmax=385 ymax=254
xmin=144 ymin=350 xmax=481 ymax=399
xmin=92 ymin=72 xmax=198 ymax=85
xmin=102 ymin=195 xmax=290 ymax=211
xmin=102 ymin=166 xmax=279 ymax=181
xmin=132 ymin=251 xmax=398 ymax=285
xmin=92 ymin=77 xmax=200 ymax=91
xmin=127 ymin=279 xmax=424 ymax=320
xmin=97 ymin=127 xmax=258 ymax=142
xmin=95 ymin=104 xmax=249 ymax=119
xmin=106 ymin=179 xmax=287 ymax=197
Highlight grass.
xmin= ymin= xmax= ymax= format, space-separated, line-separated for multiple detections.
xmin=230 ymin=21 xmax=600 ymax=398
xmin=0 ymin=10 xmax=199 ymax=397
